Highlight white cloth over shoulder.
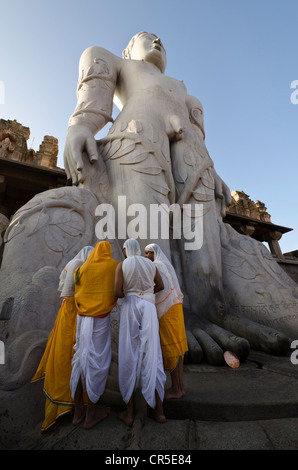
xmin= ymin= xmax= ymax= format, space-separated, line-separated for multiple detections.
xmin=119 ymin=239 xmax=166 ymax=408
xmin=58 ymin=246 xmax=94 ymax=298
xmin=70 ymin=315 xmax=111 ymax=403
xmin=118 ymin=296 xmax=166 ymax=408
xmin=122 ymin=256 xmax=156 ymax=304
xmin=122 ymin=238 xmax=156 ymax=304
xmin=145 ymin=243 xmax=183 ymax=318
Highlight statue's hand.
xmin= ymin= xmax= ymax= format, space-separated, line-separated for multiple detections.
xmin=213 ymin=168 xmax=232 ymax=217
xmin=63 ymin=125 xmax=99 ymax=184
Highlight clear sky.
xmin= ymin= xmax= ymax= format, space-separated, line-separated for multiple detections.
xmin=1 ymin=0 xmax=297 ymax=254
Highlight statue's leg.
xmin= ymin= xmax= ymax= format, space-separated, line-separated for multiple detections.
xmin=177 ymin=206 xmax=293 ymax=362
xmin=171 ymin=196 xmax=250 ymax=364
xmin=171 ymin=153 xmax=292 ymax=362
xmin=100 ymin=136 xmax=173 ymax=257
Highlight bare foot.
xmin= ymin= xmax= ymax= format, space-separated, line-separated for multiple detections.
xmin=148 ymin=409 xmax=166 ymax=423
xmin=84 ymin=406 xmax=110 ymax=430
xmin=72 ymin=404 xmax=86 ymax=426
xmin=164 ymin=387 xmax=184 ymax=400
xmin=117 ymin=409 xmax=134 ymax=427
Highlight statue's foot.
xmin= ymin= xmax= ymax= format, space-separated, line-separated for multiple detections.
xmin=218 ymin=310 xmax=292 ymax=356
xmin=185 ymin=310 xmax=291 ymax=366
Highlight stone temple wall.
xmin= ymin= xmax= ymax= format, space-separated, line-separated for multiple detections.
xmin=0 ymin=119 xmax=59 ymax=170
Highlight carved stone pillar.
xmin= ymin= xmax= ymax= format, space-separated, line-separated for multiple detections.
xmin=239 ymin=224 xmax=256 ymax=236
xmin=264 ymin=231 xmax=283 ymax=258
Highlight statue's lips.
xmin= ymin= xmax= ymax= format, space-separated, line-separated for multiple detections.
xmin=152 ymin=44 xmax=162 ymax=52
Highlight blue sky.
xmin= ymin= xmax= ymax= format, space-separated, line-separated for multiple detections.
xmin=1 ymin=0 xmax=297 ymax=254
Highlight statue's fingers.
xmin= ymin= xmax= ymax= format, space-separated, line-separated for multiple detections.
xmin=223 ymin=182 xmax=232 ymax=206
xmin=86 ymin=136 xmax=98 ymax=163
xmin=214 ymin=174 xmax=223 ymax=199
xmin=220 ymin=198 xmax=227 ymax=217
xmin=69 ymin=164 xmax=79 ymax=185
xmin=70 ymin=146 xmax=84 ymax=172
xmin=65 ymin=143 xmax=86 ymax=183
xmin=65 ymin=149 xmax=79 ymax=185
xmin=63 ymin=151 xmax=72 ymax=180
xmin=63 ymin=148 xmax=78 ymax=184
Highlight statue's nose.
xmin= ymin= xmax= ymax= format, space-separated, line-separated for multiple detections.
xmin=153 ymin=37 xmax=161 ymax=45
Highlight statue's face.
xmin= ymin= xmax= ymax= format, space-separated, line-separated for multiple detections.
xmin=130 ymin=32 xmax=167 ymax=73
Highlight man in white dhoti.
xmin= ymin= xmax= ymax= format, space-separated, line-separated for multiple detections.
xmin=114 ymin=238 xmax=166 ymax=426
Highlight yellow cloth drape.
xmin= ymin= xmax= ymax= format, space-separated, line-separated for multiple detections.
xmin=31 ymin=241 xmax=118 ymax=431
xmin=159 ymin=303 xmax=188 ymax=372
xmin=74 ymin=241 xmax=118 ymax=317
xmin=31 ymin=296 xmax=78 ymax=432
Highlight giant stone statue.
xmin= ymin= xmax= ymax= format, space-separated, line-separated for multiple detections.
xmin=1 ymin=32 xmax=298 ymax=404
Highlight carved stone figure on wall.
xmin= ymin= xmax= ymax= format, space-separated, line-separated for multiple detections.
xmin=1 ymin=32 xmax=298 ymax=403
xmin=0 ymin=137 xmax=15 ymax=158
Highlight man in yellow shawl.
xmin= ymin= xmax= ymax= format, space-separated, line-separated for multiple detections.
xmin=145 ymin=243 xmax=188 ymax=399
xmin=31 ymin=245 xmax=94 ymax=432
xmin=70 ymin=240 xmax=118 ymax=429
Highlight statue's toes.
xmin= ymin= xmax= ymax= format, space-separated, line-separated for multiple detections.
xmin=185 ymin=329 xmax=203 ymax=364
xmin=191 ymin=327 xmax=224 ymax=366
xmin=220 ymin=313 xmax=292 ymax=356
xmin=185 ymin=320 xmax=251 ymax=366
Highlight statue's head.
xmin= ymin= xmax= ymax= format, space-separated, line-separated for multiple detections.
xmin=122 ymin=32 xmax=167 ymax=73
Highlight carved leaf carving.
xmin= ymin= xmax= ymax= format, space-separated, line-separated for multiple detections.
xmin=192 ymin=191 xmax=214 ymax=203
xmin=132 ymin=166 xmax=162 ymax=175
xmin=4 ymin=218 xmax=24 ymax=243
xmin=223 ymin=256 xmax=258 ymax=281
xmin=146 ymin=181 xmax=170 ymax=196
xmin=28 ymin=209 xmax=50 ymax=236
xmin=183 ymin=148 xmax=197 ymax=166
xmin=107 ymin=139 xmax=122 ymax=159
xmin=44 ymin=227 xmax=70 ymax=252
xmin=109 ymin=141 xmax=136 ymax=160
xmin=119 ymin=150 xmax=149 ymax=165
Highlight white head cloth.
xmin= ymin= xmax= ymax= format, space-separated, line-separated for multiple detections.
xmin=58 ymin=246 xmax=94 ymax=298
xmin=122 ymin=239 xmax=156 ymax=303
xmin=123 ymin=238 xmax=141 ymax=257
xmin=145 ymin=243 xmax=183 ymax=318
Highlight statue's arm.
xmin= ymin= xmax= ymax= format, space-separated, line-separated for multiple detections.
xmin=64 ymin=46 xmax=119 ymax=183
xmin=185 ymin=94 xmax=231 ymax=214
xmin=185 ymin=94 xmax=206 ymax=141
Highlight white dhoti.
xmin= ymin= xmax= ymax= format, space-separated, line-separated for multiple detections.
xmin=70 ymin=314 xmax=111 ymax=404
xmin=118 ymin=295 xmax=166 ymax=409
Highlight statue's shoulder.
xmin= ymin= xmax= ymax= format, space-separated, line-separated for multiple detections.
xmin=186 ymin=94 xmax=203 ymax=109
xmin=79 ymin=45 xmax=121 ymax=70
